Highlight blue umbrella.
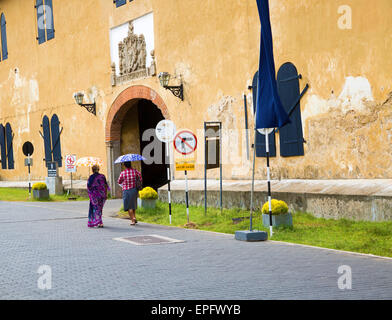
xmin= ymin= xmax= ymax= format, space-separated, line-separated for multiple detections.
xmin=114 ymin=153 xmax=145 ymax=164
xmin=251 ymin=0 xmax=291 ymax=237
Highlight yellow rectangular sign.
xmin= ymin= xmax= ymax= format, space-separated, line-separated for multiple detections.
xmin=175 ymin=158 xmax=195 ymax=171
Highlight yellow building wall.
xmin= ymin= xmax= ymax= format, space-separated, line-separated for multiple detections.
xmin=0 ymin=0 xmax=391 ymax=182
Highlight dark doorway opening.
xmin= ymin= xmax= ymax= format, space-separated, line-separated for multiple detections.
xmin=137 ymin=99 xmax=167 ymax=190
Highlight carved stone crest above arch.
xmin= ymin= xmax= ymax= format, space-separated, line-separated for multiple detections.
xmin=111 ymin=22 xmax=156 ymax=86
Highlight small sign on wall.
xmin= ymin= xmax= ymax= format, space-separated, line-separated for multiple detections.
xmin=47 ymin=162 xmax=58 ymax=178
xmin=65 ymin=154 xmax=77 ymax=173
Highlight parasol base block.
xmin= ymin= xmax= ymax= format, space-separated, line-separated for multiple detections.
xmin=234 ymin=230 xmax=268 ymax=242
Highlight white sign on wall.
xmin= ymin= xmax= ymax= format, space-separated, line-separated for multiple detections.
xmin=65 ymin=155 xmax=77 ymax=173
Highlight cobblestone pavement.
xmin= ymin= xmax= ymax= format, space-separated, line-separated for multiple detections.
xmin=0 ymin=200 xmax=391 ymax=300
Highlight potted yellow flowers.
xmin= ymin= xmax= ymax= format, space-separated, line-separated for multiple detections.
xmin=138 ymin=187 xmax=158 ymax=208
xmin=261 ymin=199 xmax=292 ymax=227
xmin=32 ymin=182 xmax=50 ymax=200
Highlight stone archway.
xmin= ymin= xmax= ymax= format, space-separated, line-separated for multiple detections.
xmin=105 ymin=85 xmax=170 ymax=197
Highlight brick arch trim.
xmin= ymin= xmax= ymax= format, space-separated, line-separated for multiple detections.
xmin=105 ymin=85 xmax=169 ymax=142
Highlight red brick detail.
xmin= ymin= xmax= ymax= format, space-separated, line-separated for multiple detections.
xmin=106 ymin=85 xmax=170 ymax=142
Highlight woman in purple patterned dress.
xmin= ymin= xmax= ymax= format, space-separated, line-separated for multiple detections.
xmin=87 ymin=165 xmax=110 ymax=228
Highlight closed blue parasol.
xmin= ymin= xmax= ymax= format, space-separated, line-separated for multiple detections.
xmin=114 ymin=153 xmax=145 ymax=164
xmin=253 ymin=0 xmax=290 ymax=238
xmin=256 ymin=0 xmax=290 ymax=129
xmin=255 ymin=0 xmax=290 ymax=130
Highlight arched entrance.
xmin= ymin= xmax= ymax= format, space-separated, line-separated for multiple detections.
xmin=106 ymin=85 xmax=170 ymax=197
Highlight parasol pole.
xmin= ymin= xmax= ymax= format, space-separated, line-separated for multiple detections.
xmin=166 ymin=142 xmax=172 ymax=224
xmin=250 ymin=126 xmax=257 ymax=232
xmin=185 ymin=170 xmax=190 ymax=224
xmin=249 ymin=89 xmax=260 ymax=232
xmin=264 ymin=130 xmax=273 ymax=237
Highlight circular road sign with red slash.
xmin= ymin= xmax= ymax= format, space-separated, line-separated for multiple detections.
xmin=173 ymin=130 xmax=197 ymax=155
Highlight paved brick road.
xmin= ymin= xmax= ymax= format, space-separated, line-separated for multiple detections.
xmin=0 ymin=200 xmax=391 ymax=300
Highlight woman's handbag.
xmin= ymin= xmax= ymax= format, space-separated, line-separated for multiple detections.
xmin=135 ymin=175 xmax=143 ymax=191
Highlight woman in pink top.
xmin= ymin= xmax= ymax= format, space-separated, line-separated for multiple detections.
xmin=118 ymin=161 xmax=142 ymax=226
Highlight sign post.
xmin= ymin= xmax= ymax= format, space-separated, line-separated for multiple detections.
xmin=156 ymin=120 xmax=176 ymax=224
xmin=22 ymin=142 xmax=34 ymax=199
xmin=174 ymin=130 xmax=197 ymax=224
xmin=204 ymin=122 xmax=222 ymax=215
xmin=65 ymin=155 xmax=77 ymax=196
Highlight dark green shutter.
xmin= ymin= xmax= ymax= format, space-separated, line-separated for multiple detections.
xmin=51 ymin=114 xmax=62 ymax=167
xmin=1 ymin=14 xmax=7 ymax=60
xmin=5 ymin=123 xmax=14 ymax=170
xmin=45 ymin=0 xmax=55 ymax=41
xmin=115 ymin=0 xmax=126 ymax=7
xmin=277 ymin=62 xmax=304 ymax=157
xmin=36 ymin=0 xmax=46 ymax=44
xmin=0 ymin=124 xmax=6 ymax=169
xmin=42 ymin=115 xmax=52 ymax=167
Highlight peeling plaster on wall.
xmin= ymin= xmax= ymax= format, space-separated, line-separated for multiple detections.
xmin=174 ymin=62 xmax=192 ymax=85
xmin=29 ymin=79 xmax=40 ymax=104
xmin=302 ymin=76 xmax=373 ymax=123
xmin=18 ymin=104 xmax=31 ymax=135
xmin=298 ymin=89 xmax=392 ymax=179
xmin=97 ymin=89 xmax=107 ymax=120
xmin=229 ymin=91 xmax=254 ymax=178
xmin=86 ymin=86 xmax=99 ymax=104
xmin=10 ymin=70 xmax=40 ymax=108
xmin=174 ymin=62 xmax=195 ymax=105
xmin=338 ymin=76 xmax=373 ymax=112
xmin=207 ymin=95 xmax=236 ymax=129
xmin=0 ymin=70 xmax=39 ymax=141
xmin=206 ymin=93 xmax=255 ymax=178
xmin=206 ymin=95 xmax=237 ymax=178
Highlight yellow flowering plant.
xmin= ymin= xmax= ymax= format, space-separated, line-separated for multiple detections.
xmin=32 ymin=182 xmax=48 ymax=190
xmin=262 ymin=199 xmax=289 ymax=215
xmin=139 ymin=187 xmax=158 ymax=200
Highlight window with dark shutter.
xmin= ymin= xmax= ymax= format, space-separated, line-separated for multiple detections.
xmin=50 ymin=114 xmax=62 ymax=168
xmin=5 ymin=123 xmax=14 ymax=170
xmin=45 ymin=0 xmax=55 ymax=41
xmin=277 ymin=62 xmax=305 ymax=157
xmin=0 ymin=124 xmax=6 ymax=169
xmin=36 ymin=0 xmax=46 ymax=44
xmin=115 ymin=0 xmax=127 ymax=7
xmin=1 ymin=13 xmax=8 ymax=61
xmin=0 ymin=123 xmax=15 ymax=170
xmin=41 ymin=115 xmax=52 ymax=167
xmin=36 ymin=0 xmax=55 ymax=44
xmin=40 ymin=115 xmax=62 ymax=168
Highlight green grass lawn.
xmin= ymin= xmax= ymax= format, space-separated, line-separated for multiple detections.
xmin=118 ymin=200 xmax=392 ymax=258
xmin=0 ymin=188 xmax=89 ymax=202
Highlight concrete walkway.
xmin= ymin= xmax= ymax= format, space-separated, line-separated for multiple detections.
xmin=1 ymin=200 xmax=392 ymax=300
